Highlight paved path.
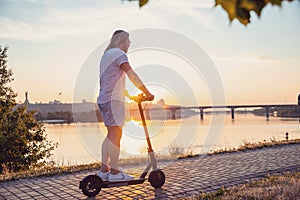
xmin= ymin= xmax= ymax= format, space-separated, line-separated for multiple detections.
xmin=1 ymin=143 xmax=300 ymax=200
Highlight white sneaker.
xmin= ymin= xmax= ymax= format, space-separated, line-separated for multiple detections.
xmin=108 ymin=172 xmax=134 ymax=182
xmin=98 ymin=171 xmax=109 ymax=181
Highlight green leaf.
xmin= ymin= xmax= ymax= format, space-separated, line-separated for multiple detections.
xmin=236 ymin=7 xmax=250 ymax=25
xmin=268 ymin=0 xmax=283 ymax=6
xmin=240 ymin=0 xmax=266 ymax=17
xmin=215 ymin=0 xmax=239 ymax=22
xmin=139 ymin=0 xmax=148 ymax=7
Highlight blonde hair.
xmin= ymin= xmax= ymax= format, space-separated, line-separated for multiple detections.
xmin=105 ymin=30 xmax=129 ymax=52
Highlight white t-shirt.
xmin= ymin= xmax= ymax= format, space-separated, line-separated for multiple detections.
xmin=97 ymin=48 xmax=129 ymax=104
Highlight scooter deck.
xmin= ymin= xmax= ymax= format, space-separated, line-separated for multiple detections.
xmin=101 ymin=178 xmax=146 ymax=188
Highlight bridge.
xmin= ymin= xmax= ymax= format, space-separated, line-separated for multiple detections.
xmin=133 ymin=104 xmax=299 ymax=121
xmin=185 ymin=104 xmax=298 ymax=120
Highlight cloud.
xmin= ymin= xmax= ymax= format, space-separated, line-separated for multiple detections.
xmin=0 ymin=2 xmax=172 ymax=42
xmin=0 ymin=17 xmax=54 ymax=41
xmin=150 ymin=0 xmax=213 ymax=10
xmin=257 ymin=56 xmax=279 ymax=63
xmin=147 ymin=0 xmax=218 ymax=30
xmin=0 ymin=0 xmax=220 ymax=42
xmin=217 ymin=54 xmax=280 ymax=64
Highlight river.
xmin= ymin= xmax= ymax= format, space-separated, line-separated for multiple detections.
xmin=45 ymin=113 xmax=300 ymax=166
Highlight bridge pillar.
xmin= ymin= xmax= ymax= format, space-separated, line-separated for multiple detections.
xmin=266 ymin=107 xmax=270 ymax=119
xmin=231 ymin=108 xmax=235 ymax=120
xmin=298 ymin=94 xmax=300 ymax=123
xmin=200 ymin=109 xmax=204 ymax=120
xmin=171 ymin=109 xmax=176 ymax=120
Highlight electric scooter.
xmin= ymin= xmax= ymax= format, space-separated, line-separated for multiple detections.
xmin=79 ymin=94 xmax=165 ymax=197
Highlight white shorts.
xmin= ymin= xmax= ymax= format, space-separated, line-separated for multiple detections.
xmin=98 ymin=101 xmax=125 ymax=127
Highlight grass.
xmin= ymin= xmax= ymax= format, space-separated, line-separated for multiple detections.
xmin=177 ymin=171 xmax=300 ymax=200
xmin=169 ymin=142 xmax=195 ymax=157
xmin=211 ymin=138 xmax=300 ymax=154
xmin=177 ymin=138 xmax=300 ymax=159
xmin=0 ymin=163 xmax=101 ymax=182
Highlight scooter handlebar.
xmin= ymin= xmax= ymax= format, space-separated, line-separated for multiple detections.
xmin=130 ymin=94 xmax=154 ymax=103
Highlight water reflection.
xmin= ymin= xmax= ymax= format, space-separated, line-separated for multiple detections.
xmin=45 ymin=114 xmax=300 ymax=166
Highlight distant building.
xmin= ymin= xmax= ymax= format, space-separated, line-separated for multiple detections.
xmin=21 ymin=92 xmax=96 ymax=115
xmin=49 ymin=100 xmax=62 ymax=104
xmin=157 ymin=99 xmax=165 ymax=106
xmin=23 ymin=92 xmax=30 ymax=106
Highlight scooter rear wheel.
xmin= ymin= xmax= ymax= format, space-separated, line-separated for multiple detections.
xmin=81 ymin=175 xmax=102 ymax=197
xmin=148 ymin=170 xmax=165 ymax=188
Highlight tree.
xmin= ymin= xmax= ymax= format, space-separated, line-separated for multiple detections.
xmin=0 ymin=46 xmax=57 ymax=173
xmin=127 ymin=0 xmax=295 ymax=25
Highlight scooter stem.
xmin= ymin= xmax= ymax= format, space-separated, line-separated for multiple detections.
xmin=138 ymin=102 xmax=154 ymax=153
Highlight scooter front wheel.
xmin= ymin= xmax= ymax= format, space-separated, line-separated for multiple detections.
xmin=80 ymin=174 xmax=102 ymax=197
xmin=148 ymin=170 xmax=165 ymax=188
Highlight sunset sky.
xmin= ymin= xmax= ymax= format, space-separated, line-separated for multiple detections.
xmin=1 ymin=0 xmax=299 ymax=106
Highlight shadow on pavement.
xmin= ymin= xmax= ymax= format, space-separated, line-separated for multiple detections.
xmin=155 ymin=188 xmax=168 ymax=199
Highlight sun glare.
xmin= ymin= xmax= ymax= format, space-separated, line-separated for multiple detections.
xmin=121 ymin=119 xmax=148 ymax=155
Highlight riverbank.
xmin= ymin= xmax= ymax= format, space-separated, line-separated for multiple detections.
xmin=1 ymin=138 xmax=299 ymax=183
xmin=178 ymin=138 xmax=300 ymax=159
xmin=0 ymin=141 xmax=299 ymax=199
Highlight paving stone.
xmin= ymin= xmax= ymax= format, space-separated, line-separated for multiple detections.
xmin=0 ymin=143 xmax=300 ymax=199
